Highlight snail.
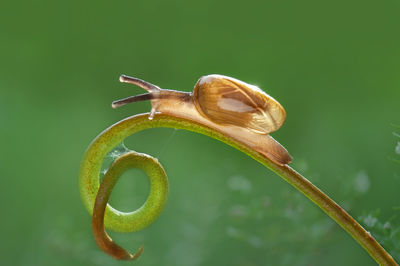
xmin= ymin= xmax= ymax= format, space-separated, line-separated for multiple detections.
xmin=113 ymin=74 xmax=292 ymax=165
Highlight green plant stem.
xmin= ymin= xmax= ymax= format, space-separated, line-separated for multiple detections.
xmin=79 ymin=113 xmax=397 ymax=265
xmin=91 ymin=151 xmax=166 ymax=260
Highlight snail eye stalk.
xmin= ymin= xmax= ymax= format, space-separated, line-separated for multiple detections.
xmin=112 ymin=93 xmax=154 ymax=109
xmin=119 ymin=75 xmax=160 ymax=92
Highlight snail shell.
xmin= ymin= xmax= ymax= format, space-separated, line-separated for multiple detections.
xmin=193 ymin=75 xmax=286 ymax=134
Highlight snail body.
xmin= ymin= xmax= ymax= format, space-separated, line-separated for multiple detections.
xmin=113 ymin=74 xmax=292 ymax=165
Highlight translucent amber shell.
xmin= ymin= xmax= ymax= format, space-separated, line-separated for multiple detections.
xmin=193 ymin=75 xmax=286 ymax=134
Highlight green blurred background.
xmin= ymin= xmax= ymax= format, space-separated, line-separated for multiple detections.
xmin=1 ymin=0 xmax=399 ymax=265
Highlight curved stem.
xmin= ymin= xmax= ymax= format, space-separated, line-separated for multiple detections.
xmin=92 ymin=151 xmax=167 ymax=259
xmin=79 ymin=113 xmax=397 ymax=265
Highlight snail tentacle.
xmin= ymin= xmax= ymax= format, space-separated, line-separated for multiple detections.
xmin=112 ymin=93 xmax=154 ymax=109
xmin=119 ymin=75 xmax=160 ymax=92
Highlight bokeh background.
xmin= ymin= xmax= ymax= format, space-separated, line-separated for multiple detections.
xmin=1 ymin=0 xmax=399 ymax=265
